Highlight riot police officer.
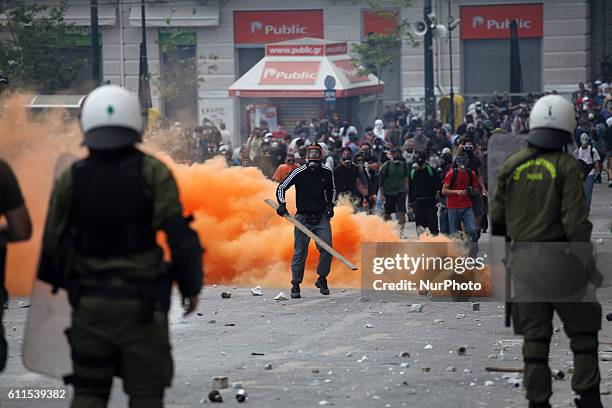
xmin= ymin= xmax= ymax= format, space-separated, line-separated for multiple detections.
xmin=40 ymin=85 xmax=203 ymax=408
xmin=491 ymin=95 xmax=602 ymax=408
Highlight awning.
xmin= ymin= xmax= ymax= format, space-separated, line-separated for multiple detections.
xmin=129 ymin=5 xmax=219 ymax=27
xmin=229 ymin=38 xmax=383 ymax=99
xmin=0 ymin=5 xmax=117 ymax=26
xmin=27 ymin=95 xmax=86 ymax=110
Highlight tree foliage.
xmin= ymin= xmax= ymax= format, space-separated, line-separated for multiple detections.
xmin=0 ymin=1 xmax=86 ymax=93
xmin=155 ymin=28 xmax=218 ymax=106
xmin=351 ymin=0 xmax=418 ymax=112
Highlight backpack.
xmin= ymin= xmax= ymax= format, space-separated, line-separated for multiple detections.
xmin=449 ymin=167 xmax=473 ymax=190
xmin=410 ymin=165 xmax=433 ymax=180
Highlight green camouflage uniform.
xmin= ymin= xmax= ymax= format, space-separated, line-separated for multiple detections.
xmin=42 ymin=151 xmax=201 ymax=408
xmin=491 ymin=146 xmax=600 ymax=404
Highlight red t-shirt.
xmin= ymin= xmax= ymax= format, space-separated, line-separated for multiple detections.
xmin=443 ymin=168 xmax=478 ymax=209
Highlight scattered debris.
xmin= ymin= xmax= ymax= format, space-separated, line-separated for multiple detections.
xmin=232 ymin=382 xmax=243 ymax=389
xmin=364 ymin=323 xmax=374 ymax=329
xmin=208 ymin=320 xmax=216 ymax=324
xmin=446 ymin=366 xmax=456 ymax=372
xmin=472 ymin=303 xmax=480 ymax=311
xmin=357 ymin=356 xmax=368 ymax=363
xmin=236 ymin=389 xmax=247 ymax=403
xmin=345 ymin=352 xmax=353 ymax=358
xmin=221 ymin=292 xmax=232 ymax=299
xmin=410 ymin=304 xmax=424 ymax=313
xmin=463 ymin=368 xmax=472 ymax=373
xmin=212 ymin=376 xmax=228 ymax=389
xmin=422 ymin=367 xmax=431 ymax=372
xmin=433 ymin=319 xmax=444 ymax=323
xmin=400 ymin=363 xmax=410 ymax=368
xmin=458 ymin=347 xmax=467 ymax=356
xmin=552 ymin=370 xmax=565 ymax=380
xmin=208 ymin=390 xmax=223 ymax=403
xmin=400 ymin=351 xmax=410 ymax=358
xmin=224 ymin=323 xmax=236 ymax=327
xmin=264 ymin=363 xmax=273 ymax=370
xmin=318 ymin=401 xmax=329 ymax=406
xmin=596 ymin=238 xmax=604 ymax=245
xmin=197 ymin=312 xmax=203 ymax=316
xmin=312 ymin=369 xmax=320 ymax=373
xmin=251 ymin=352 xmax=265 ymax=356
xmin=424 ymin=344 xmax=433 ymax=350
xmin=484 ymin=380 xmax=495 ymax=387
xmin=456 ymin=314 xmax=466 ymax=319
xmin=274 ymin=292 xmax=288 ymax=301
xmin=250 ymin=286 xmax=263 ymax=296
xmin=360 ymin=296 xmax=371 ymax=302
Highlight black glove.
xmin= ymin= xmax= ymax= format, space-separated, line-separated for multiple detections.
xmin=276 ymin=203 xmax=289 ymax=217
xmin=325 ymin=205 xmax=334 ymax=219
xmin=594 ymin=174 xmax=602 ymax=184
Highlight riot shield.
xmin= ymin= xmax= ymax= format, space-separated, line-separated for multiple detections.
xmin=486 ymin=130 xmax=526 ymax=199
xmin=22 ymin=153 xmax=77 ymax=378
xmin=486 ymin=131 xmax=525 ymax=326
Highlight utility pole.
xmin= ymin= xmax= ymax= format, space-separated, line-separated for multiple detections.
xmin=90 ymin=0 xmax=101 ymax=88
xmin=424 ymin=0 xmax=436 ymax=119
xmin=447 ymin=0 xmax=455 ymax=132
xmin=138 ymin=0 xmax=151 ymax=121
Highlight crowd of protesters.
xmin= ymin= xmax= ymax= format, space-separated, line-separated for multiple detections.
xmin=166 ymin=81 xmax=612 ymax=239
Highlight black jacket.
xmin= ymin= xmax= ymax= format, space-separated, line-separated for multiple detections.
xmin=408 ymin=164 xmax=441 ymax=203
xmin=276 ymin=164 xmax=336 ymax=215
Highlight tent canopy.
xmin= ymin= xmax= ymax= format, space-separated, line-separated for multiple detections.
xmin=229 ymin=38 xmax=383 ymax=98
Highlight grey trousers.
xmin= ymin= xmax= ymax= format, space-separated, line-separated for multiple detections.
xmin=291 ymin=214 xmax=333 ymax=286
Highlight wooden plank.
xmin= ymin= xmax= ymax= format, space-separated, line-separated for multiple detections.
xmin=264 ymin=199 xmax=358 ymax=271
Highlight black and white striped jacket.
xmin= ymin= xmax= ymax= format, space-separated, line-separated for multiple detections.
xmin=276 ymin=164 xmax=336 ymax=215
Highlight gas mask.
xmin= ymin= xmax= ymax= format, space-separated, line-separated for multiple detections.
xmin=341 ymin=154 xmax=352 ymax=165
xmin=416 ymin=155 xmax=425 ymax=166
xmin=456 ymin=158 xmax=468 ymax=169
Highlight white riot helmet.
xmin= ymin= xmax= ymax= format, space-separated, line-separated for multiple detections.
xmin=80 ymin=85 xmax=143 ymax=150
xmin=527 ymin=95 xmax=576 ymax=148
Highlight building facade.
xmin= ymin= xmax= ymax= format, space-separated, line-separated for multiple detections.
xmin=2 ymin=0 xmax=609 ymax=145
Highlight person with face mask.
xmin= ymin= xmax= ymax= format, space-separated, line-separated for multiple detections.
xmin=334 ymin=147 xmax=366 ymax=204
xmin=373 ymin=119 xmax=385 ymax=140
xmin=379 ymin=147 xmax=411 ymax=235
xmin=458 ymin=137 xmax=486 ymax=236
xmin=574 ymin=133 xmax=601 ymax=213
xmin=441 ymin=151 xmax=479 ymax=249
xmin=408 ymin=151 xmax=441 ymax=235
xmin=276 ymin=145 xmax=336 ymax=299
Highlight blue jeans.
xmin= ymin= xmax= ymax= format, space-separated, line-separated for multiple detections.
xmin=584 ymin=174 xmax=594 ymax=212
xmin=291 ymin=214 xmax=333 ymax=286
xmin=447 ymin=207 xmax=478 ymax=242
xmin=448 ymin=207 xmax=478 ymax=256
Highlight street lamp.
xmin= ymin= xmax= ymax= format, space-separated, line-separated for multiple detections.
xmin=447 ymin=1 xmax=460 ymax=133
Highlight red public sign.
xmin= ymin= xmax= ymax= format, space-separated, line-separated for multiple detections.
xmin=362 ymin=9 xmax=400 ymax=37
xmin=234 ymin=10 xmax=324 ymax=44
xmin=460 ymin=4 xmax=543 ymax=40
xmin=259 ymin=61 xmax=320 ymax=85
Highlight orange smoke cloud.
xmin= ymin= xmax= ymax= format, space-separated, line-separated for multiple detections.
xmin=165 ymin=157 xmax=403 ymax=288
